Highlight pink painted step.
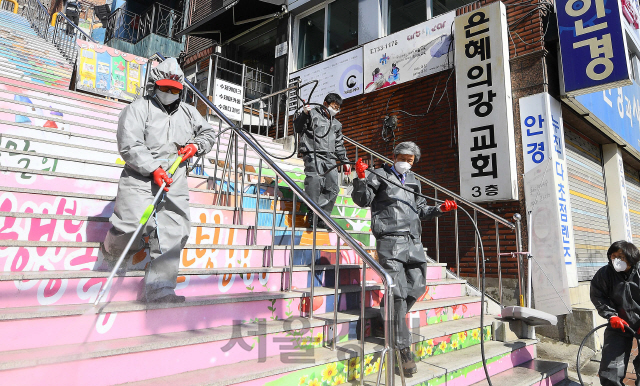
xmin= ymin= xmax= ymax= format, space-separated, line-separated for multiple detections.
xmin=0 ymin=99 xmax=118 ymax=130
xmin=0 ymin=122 xmax=118 ymax=150
xmin=0 ymin=75 xmax=125 ymax=111
xmin=0 ymin=135 xmax=120 ymax=164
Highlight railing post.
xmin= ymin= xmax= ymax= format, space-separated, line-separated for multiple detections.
xmin=309 ymin=213 xmax=317 ymax=319
xmin=289 ymin=193 xmax=296 ymax=291
xmin=332 ymin=236 xmax=340 ymax=350
xmin=360 ymin=260 xmax=366 ymax=386
xmin=435 ymin=189 xmax=439 ymax=263
xmin=454 ymin=200 xmax=459 ymax=277
xmin=254 ymin=159 xmax=263 ymax=245
xmin=474 ymin=209 xmax=479 ymax=287
xmin=270 ymin=175 xmax=279 ymax=267
xmin=495 ymin=220 xmax=502 ymax=304
xmin=513 ymin=213 xmax=524 ymax=307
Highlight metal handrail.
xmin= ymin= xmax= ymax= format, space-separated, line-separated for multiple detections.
xmin=154 ymin=53 xmax=397 ymax=385
xmin=343 ymin=136 xmax=515 ymax=229
xmin=54 ymin=11 xmax=95 ymax=42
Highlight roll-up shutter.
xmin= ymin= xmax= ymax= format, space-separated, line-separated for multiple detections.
xmin=564 ymin=127 xmax=611 ymax=281
xmin=624 ymin=164 xmax=640 ymax=242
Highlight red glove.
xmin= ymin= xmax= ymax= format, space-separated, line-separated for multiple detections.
xmin=152 ymin=167 xmax=173 ymax=192
xmin=342 ymin=163 xmax=351 ymax=174
xmin=178 ymin=144 xmax=198 ymax=162
xmin=610 ymin=316 xmax=629 ymax=332
xmin=440 ymin=199 xmax=457 ymax=212
xmin=355 ymin=158 xmax=368 ymax=179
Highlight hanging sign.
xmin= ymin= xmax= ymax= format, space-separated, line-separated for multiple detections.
xmin=362 ymin=11 xmax=454 ymax=93
xmin=556 ymin=0 xmax=632 ymax=96
xmin=213 ymin=79 xmax=244 ymax=122
xmin=75 ymin=39 xmax=149 ymax=102
xmin=455 ymin=2 xmax=518 ymax=202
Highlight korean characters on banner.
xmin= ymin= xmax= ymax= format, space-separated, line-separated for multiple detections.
xmin=556 ymin=0 xmax=632 ymax=96
xmin=520 ymin=93 xmax=578 ymax=287
xmin=602 ymin=144 xmax=634 ymax=242
xmin=213 ymin=79 xmax=244 ymax=122
xmin=455 ymin=2 xmax=518 ymax=202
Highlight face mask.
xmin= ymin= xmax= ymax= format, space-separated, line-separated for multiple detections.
xmin=613 ymin=258 xmax=628 ymax=272
xmin=327 ymin=107 xmax=339 ymax=117
xmin=155 ymin=89 xmax=180 ymax=105
xmin=394 ymin=161 xmax=411 ymax=174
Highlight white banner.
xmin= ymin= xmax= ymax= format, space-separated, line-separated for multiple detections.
xmin=520 ymin=92 xmax=577 ymax=288
xmin=213 ymin=79 xmax=243 ymax=122
xmin=455 ymin=2 xmax=518 ymax=202
xmin=289 ymin=48 xmax=363 ymax=115
xmin=524 ymin=159 xmax=573 ymax=315
xmin=362 ymin=11 xmax=454 ymax=93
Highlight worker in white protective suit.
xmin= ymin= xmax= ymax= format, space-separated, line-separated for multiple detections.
xmin=100 ymin=57 xmax=216 ymax=303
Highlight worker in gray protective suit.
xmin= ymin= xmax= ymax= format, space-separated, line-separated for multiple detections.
xmin=351 ymin=141 xmax=457 ymax=376
xmin=294 ymin=93 xmax=350 ymax=229
xmin=100 ymin=57 xmax=216 ymax=303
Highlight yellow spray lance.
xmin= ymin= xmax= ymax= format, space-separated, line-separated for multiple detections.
xmin=94 ymin=156 xmax=183 ymax=306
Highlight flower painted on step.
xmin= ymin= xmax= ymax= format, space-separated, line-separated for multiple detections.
xmin=427 ymin=339 xmax=434 ymax=347
xmin=472 ymin=329 xmax=480 ymax=340
xmin=365 ymin=364 xmax=375 ymax=376
xmin=299 ymin=375 xmax=308 ymax=385
xmin=308 ymin=378 xmax=321 ymax=386
xmin=348 ymin=368 xmax=360 ymax=381
xmin=349 ymin=358 xmax=358 ymax=371
xmin=301 ymin=337 xmax=310 ymax=346
xmin=322 ymin=363 xmax=339 ymax=382
xmin=333 ymin=374 xmax=346 ymax=385
xmin=416 ymin=344 xmax=427 ymax=358
xmin=425 ymin=346 xmax=433 ymax=356
xmin=458 ymin=332 xmax=466 ymax=342
xmin=453 ymin=314 xmax=461 ymax=320
xmin=365 ymin=355 xmax=373 ymax=365
xmin=439 ymin=341 xmax=448 ymax=351
xmin=485 ymin=328 xmax=492 ymax=340
xmin=451 ymin=340 xmax=459 ymax=350
xmin=373 ymin=358 xmax=381 ymax=372
xmin=313 ymin=332 xmax=323 ymax=346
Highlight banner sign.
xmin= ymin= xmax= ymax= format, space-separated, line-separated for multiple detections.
xmin=524 ymin=159 xmax=573 ymax=315
xmin=602 ymin=144 xmax=634 ymax=241
xmin=288 ymin=48 xmax=363 ymax=115
xmin=455 ymin=2 xmax=518 ymax=202
xmin=520 ymin=92 xmax=578 ymax=287
xmin=362 ymin=11 xmax=454 ymax=93
xmin=557 ymin=0 xmax=632 ymax=96
xmin=213 ymin=79 xmax=244 ymax=122
xmin=75 ymin=39 xmax=149 ymax=102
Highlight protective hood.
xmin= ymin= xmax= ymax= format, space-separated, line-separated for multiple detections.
xmin=146 ymin=57 xmax=185 ymax=95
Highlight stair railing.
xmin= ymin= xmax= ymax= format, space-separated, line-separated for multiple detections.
xmin=154 ymin=53 xmax=398 ymax=386
xmin=21 ymin=0 xmax=96 ymax=64
xmin=342 ymin=136 xmax=524 ymax=305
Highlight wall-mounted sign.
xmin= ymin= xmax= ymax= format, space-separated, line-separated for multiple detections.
xmin=362 ymin=11 xmax=454 ymax=93
xmin=213 ymin=79 xmax=243 ymax=122
xmin=557 ymin=0 xmax=632 ymax=96
xmin=275 ymin=41 xmax=288 ymax=58
xmin=288 ymin=48 xmax=363 ymax=115
xmin=603 ymin=143 xmax=634 ymax=241
xmin=520 ymin=92 xmax=578 ymax=288
xmin=455 ymin=2 xmax=518 ymax=202
xmin=75 ymin=39 xmax=149 ymax=102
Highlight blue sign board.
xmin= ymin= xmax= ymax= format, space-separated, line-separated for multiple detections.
xmin=557 ymin=0 xmax=631 ymax=95
xmin=576 ymin=83 xmax=640 ymax=153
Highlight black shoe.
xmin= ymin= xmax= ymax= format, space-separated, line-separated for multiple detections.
xmin=399 ymin=347 xmax=417 ymax=376
xmin=146 ymin=294 xmax=186 ymax=303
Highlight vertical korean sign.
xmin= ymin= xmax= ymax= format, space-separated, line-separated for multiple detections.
xmin=455 ymin=2 xmax=518 ymax=202
xmin=520 ymin=92 xmax=578 ymax=289
xmin=557 ymin=0 xmax=632 ymax=96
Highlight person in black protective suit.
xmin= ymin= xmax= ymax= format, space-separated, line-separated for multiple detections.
xmin=100 ymin=58 xmax=216 ymax=303
xmin=293 ymin=93 xmax=351 ymax=229
xmin=351 ymin=141 xmax=457 ymax=376
xmin=591 ymin=240 xmax=640 ymax=385
xmin=64 ymin=0 xmax=81 ymax=35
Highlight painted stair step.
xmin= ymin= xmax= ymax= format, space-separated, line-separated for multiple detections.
xmin=0 ymin=53 xmax=72 ymax=76
xmin=0 ymin=75 xmax=127 ymax=108
xmin=0 ymin=297 xmax=484 ymax=365
xmin=0 ymin=43 xmax=71 ymax=66
xmin=469 ymin=359 xmax=568 ymax=386
xmin=0 ymin=134 xmax=121 ymax=164
xmin=2 ymin=68 xmax=69 ymax=88
xmin=0 ymin=108 xmax=117 ymax=134
xmin=0 ymin=91 xmax=120 ymax=121
xmin=0 ymin=97 xmax=118 ymax=129
xmin=0 ymin=313 xmax=494 ymax=377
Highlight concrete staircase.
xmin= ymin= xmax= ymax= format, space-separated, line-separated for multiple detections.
xmin=0 ymin=11 xmax=574 ymax=386
xmin=0 ymin=10 xmax=73 ymax=88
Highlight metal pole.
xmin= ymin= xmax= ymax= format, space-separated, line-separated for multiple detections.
xmin=213 ymin=121 xmax=221 ymax=190
xmin=240 ymin=143 xmax=247 ymax=225
xmin=289 ymin=193 xmax=296 ymax=291
xmin=527 ymin=211 xmax=533 ymax=308
xmin=270 ymin=176 xmax=279 ymax=267
xmin=495 ymin=220 xmax=502 ymax=304
xmin=474 ymin=209 xmax=479 ymax=287
xmin=275 ymin=94 xmax=281 ymax=140
xmin=513 ymin=213 xmax=524 ymax=307
xmin=254 ymin=159 xmax=263 ymax=245
xmin=234 ymin=134 xmax=239 ymax=223
xmin=360 ymin=260 xmax=366 ymax=386
xmin=332 ymin=237 xmax=341 ymax=350
xmin=435 ymin=190 xmax=439 ymax=263
xmin=455 ymin=201 xmax=459 ymax=276
xmin=310 ymin=213 xmax=317 ymax=319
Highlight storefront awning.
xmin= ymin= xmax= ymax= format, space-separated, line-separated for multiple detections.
xmin=176 ymin=0 xmax=285 ymax=40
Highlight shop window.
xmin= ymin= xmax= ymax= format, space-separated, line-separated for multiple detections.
xmin=388 ymin=0 xmax=427 ymax=34
xmin=432 ymin=0 xmax=475 ymax=17
xmin=328 ymin=0 xmax=359 ymax=56
xmin=297 ymin=8 xmax=326 ymax=69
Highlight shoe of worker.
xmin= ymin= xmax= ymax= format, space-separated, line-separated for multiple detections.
xmin=399 ymin=347 xmax=418 ymax=376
